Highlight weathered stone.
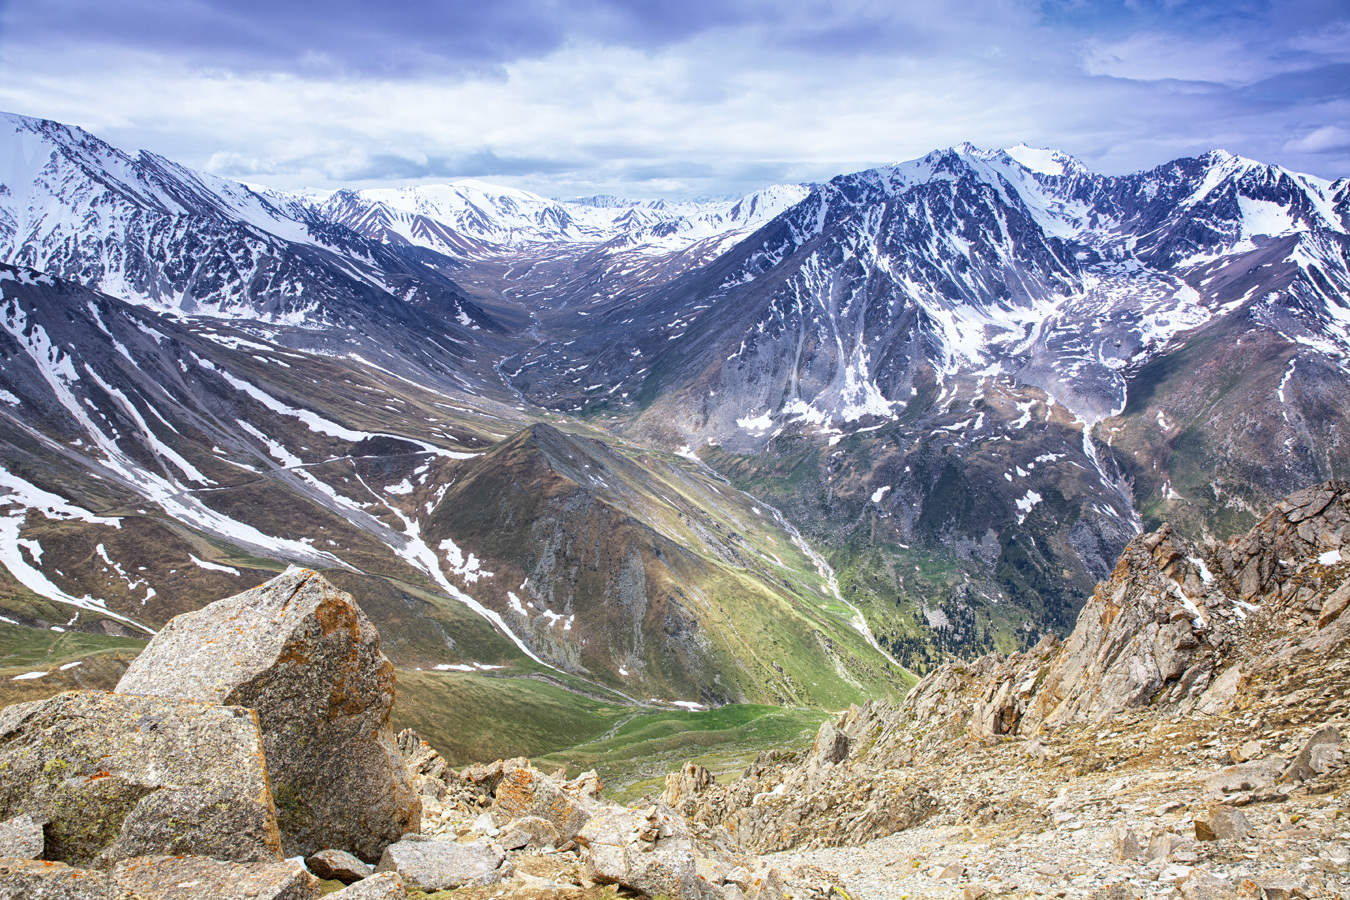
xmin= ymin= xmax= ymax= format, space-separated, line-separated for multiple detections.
xmin=326 ymin=872 xmax=406 ymax=900
xmin=1195 ymin=805 xmax=1250 ymax=841
xmin=1111 ymin=824 xmax=1143 ymax=862
xmin=110 ymin=856 xmax=319 ymax=899
xmin=498 ymin=816 xmax=560 ymax=851
xmin=807 ymin=721 xmax=851 ymax=767
xmin=1206 ymin=758 xmax=1285 ymax=798
xmin=374 ymin=839 xmax=509 ymax=891
xmin=116 ymin=567 xmax=419 ymax=860
xmin=304 ymin=848 xmax=371 ymax=884
xmin=490 ymin=765 xmax=589 ymax=842
xmin=0 ymin=690 xmax=281 ymax=867
xmin=576 ymin=803 xmax=718 ymax=900
xmin=1239 ymin=873 xmax=1308 ymax=899
xmin=1279 ymin=725 xmax=1342 ymax=783
xmin=0 ymin=814 xmax=44 ymax=860
xmin=0 ymin=859 xmax=111 ymax=899
xmin=1317 ymin=582 xmax=1349 ymax=629
xmin=663 ymin=762 xmax=715 ymax=812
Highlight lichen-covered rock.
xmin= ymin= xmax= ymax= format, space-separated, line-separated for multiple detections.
xmin=0 ymin=859 xmax=111 ymax=899
xmin=0 ymin=690 xmax=281 ymax=867
xmin=0 ymin=814 xmax=44 ymax=860
xmin=111 ymin=856 xmax=319 ymax=899
xmin=577 ymin=804 xmax=720 ymax=900
xmin=374 ymin=839 xmax=510 ymax=891
xmin=304 ymin=849 xmax=370 ymax=884
xmin=326 ymin=872 xmax=406 ymax=900
xmin=116 ymin=567 xmax=419 ymax=860
xmin=490 ymin=763 xmax=590 ymax=842
xmin=498 ymin=816 xmax=561 ymax=851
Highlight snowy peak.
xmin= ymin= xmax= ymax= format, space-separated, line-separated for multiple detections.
xmin=1001 ymin=143 xmax=1089 ymax=178
xmin=317 ymin=180 xmax=811 ymax=256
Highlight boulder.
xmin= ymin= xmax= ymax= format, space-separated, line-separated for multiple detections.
xmin=374 ymin=839 xmax=510 ymax=891
xmin=0 ymin=814 xmax=44 ymax=860
xmin=0 ymin=859 xmax=111 ymax=900
xmin=1194 ymin=805 xmax=1250 ymax=841
xmin=577 ymin=803 xmax=719 ymax=900
xmin=498 ymin=816 xmax=561 ymax=851
xmin=1111 ymin=825 xmax=1143 ymax=862
xmin=490 ymin=765 xmax=590 ymax=842
xmin=0 ymin=690 xmax=282 ymax=867
xmin=116 ymin=567 xmax=419 ymax=860
xmin=1279 ymin=725 xmax=1342 ymax=783
xmin=1205 ymin=759 xmax=1285 ymax=799
xmin=111 ymin=856 xmax=319 ymax=899
xmin=304 ymin=848 xmax=371 ymax=884
xmin=327 ymin=872 xmax=407 ymax=899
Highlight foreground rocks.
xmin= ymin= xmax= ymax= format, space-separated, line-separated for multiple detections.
xmin=111 ymin=856 xmax=318 ymax=899
xmin=116 ymin=567 xmax=419 ymax=860
xmin=374 ymin=838 xmax=511 ymax=891
xmin=0 ymin=690 xmax=282 ymax=867
xmin=0 ymin=856 xmax=318 ymax=900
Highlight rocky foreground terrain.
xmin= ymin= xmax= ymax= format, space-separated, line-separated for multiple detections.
xmin=2 ymin=483 xmax=1349 ymax=898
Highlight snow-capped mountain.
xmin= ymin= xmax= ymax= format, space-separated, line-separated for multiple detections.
xmin=1 ymin=110 xmax=1347 ymax=676
xmin=314 ymin=180 xmax=810 ymax=257
xmin=0 ymin=112 xmax=493 ymax=339
xmin=495 ymin=143 xmax=1350 ymax=663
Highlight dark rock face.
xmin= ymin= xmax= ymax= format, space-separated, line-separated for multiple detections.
xmin=116 ymin=568 xmax=420 ymax=861
xmin=0 ymin=690 xmax=282 ymax=867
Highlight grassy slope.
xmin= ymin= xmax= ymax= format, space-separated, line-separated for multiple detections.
xmin=390 ymin=668 xmax=830 ymax=804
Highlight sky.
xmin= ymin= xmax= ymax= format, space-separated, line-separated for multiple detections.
xmin=0 ymin=0 xmax=1347 ymax=199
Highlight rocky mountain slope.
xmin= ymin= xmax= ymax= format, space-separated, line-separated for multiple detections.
xmin=5 ymin=484 xmax=1343 ymax=899
xmin=0 ymin=261 xmax=895 ymax=708
xmin=493 ymin=142 xmax=1350 ymax=668
xmin=660 ymin=482 xmax=1350 ymax=897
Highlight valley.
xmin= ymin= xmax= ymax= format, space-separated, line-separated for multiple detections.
xmin=1 ymin=109 xmax=1349 ymax=775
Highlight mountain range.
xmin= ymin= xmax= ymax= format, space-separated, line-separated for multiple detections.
xmin=1 ymin=108 xmax=1347 ymax=712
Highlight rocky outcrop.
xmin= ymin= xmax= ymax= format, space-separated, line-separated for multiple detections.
xmin=0 ymin=690 xmax=282 ymax=867
xmin=665 ymin=482 xmax=1350 ymax=859
xmin=1019 ymin=524 xmax=1235 ymax=732
xmin=116 ymin=567 xmax=419 ymax=860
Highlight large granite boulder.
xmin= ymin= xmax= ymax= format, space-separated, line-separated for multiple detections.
xmin=116 ymin=567 xmax=419 ymax=860
xmin=0 ymin=690 xmax=282 ymax=867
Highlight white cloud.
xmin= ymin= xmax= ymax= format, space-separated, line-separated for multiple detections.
xmin=1283 ymin=125 xmax=1350 ymax=154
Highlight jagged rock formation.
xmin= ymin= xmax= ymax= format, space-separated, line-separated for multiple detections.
xmin=0 ymin=690 xmax=283 ymax=867
xmin=664 ymin=483 xmax=1350 ymax=869
xmin=116 ymin=567 xmax=420 ymax=860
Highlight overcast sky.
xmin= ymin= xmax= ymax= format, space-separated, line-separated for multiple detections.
xmin=1 ymin=0 xmax=1347 ymax=198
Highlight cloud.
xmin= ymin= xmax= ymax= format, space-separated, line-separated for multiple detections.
xmin=0 ymin=0 xmax=1346 ymax=196
xmin=1283 ymin=125 xmax=1350 ymax=154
